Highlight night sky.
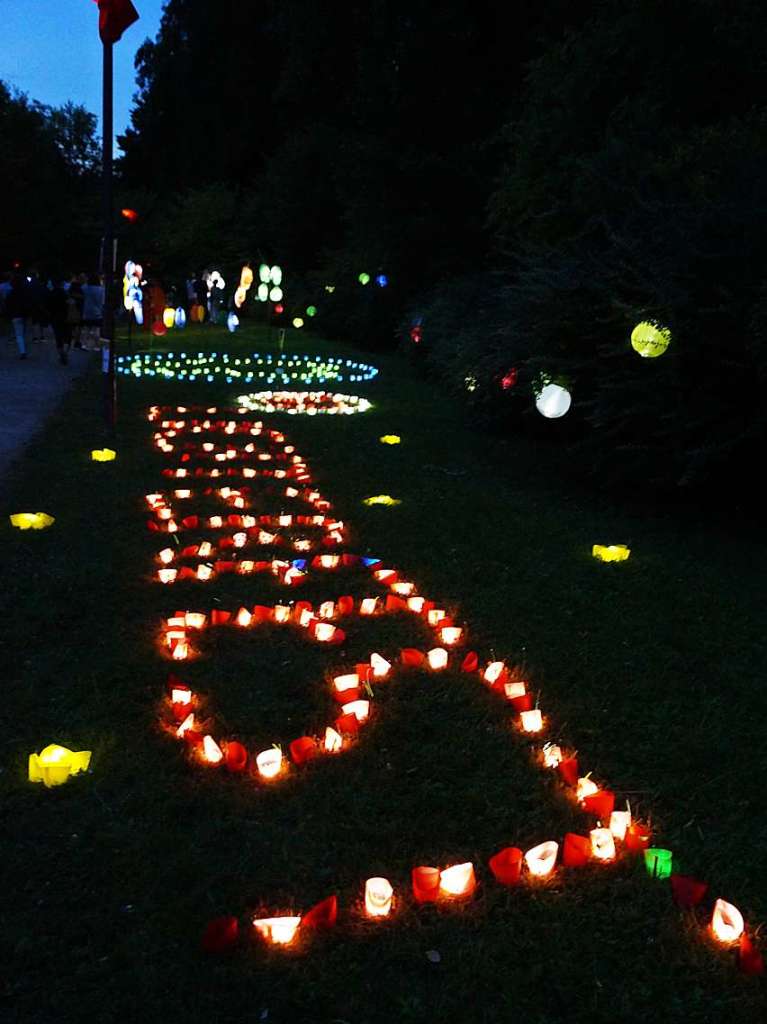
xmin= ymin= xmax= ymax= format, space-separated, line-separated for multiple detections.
xmin=0 ymin=0 xmax=164 ymax=140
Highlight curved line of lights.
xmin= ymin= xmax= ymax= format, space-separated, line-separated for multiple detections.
xmin=116 ymin=352 xmax=379 ymax=386
xmin=236 ymin=391 xmax=373 ymax=415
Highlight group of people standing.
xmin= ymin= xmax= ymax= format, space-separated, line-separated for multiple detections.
xmin=0 ymin=271 xmax=105 ymax=364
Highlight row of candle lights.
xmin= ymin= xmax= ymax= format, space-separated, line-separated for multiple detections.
xmin=146 ymin=404 xmax=761 ymax=973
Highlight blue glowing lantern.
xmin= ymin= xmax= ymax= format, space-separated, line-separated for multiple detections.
xmin=175 ymin=307 xmax=187 ymax=328
xmin=133 ymin=300 xmax=144 ymax=325
xmin=375 ymin=274 xmax=388 ymax=287
xmin=227 ymin=312 xmax=240 ymax=333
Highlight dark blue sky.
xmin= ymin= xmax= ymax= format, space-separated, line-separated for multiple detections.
xmin=0 ymin=0 xmax=164 ymax=143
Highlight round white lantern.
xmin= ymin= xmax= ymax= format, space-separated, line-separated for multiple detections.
xmin=536 ymin=383 xmax=571 ymax=419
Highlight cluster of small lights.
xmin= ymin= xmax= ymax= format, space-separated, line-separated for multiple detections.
xmin=116 ymin=352 xmax=379 ymax=386
xmin=236 ymin=392 xmax=372 ymax=415
xmin=140 ymin=403 xmax=759 ymax=972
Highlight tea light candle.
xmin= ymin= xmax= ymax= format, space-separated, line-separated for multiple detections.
xmin=365 ymin=877 xmax=394 ymax=917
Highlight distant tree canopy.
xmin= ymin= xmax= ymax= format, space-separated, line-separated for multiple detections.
xmin=0 ymin=82 xmax=100 ymax=270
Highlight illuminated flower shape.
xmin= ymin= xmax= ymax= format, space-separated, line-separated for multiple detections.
xmin=10 ymin=512 xmax=55 ymax=530
xmin=29 ymin=744 xmax=91 ymax=787
xmin=592 ymin=544 xmax=630 ymax=562
xmin=91 ymin=448 xmax=117 ymax=462
xmin=363 ymin=495 xmax=401 ymax=507
xmin=631 ymin=320 xmax=671 ymax=358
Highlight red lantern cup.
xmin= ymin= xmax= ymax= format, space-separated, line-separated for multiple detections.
xmin=301 ymin=894 xmax=338 ymax=929
xmin=488 ymin=847 xmax=523 ymax=885
xmin=201 ymin=915 xmax=239 ymax=954
xmin=412 ymin=866 xmax=441 ymax=903
xmin=224 ymin=741 xmax=248 ymax=772
xmin=581 ymin=789 xmax=615 ymax=820
xmin=624 ymin=823 xmax=652 ymax=852
xmin=563 ymin=833 xmax=591 ymax=868
xmin=290 ymin=736 xmax=317 ymax=764
xmin=461 ymin=651 xmax=479 ymax=673
xmin=509 ymin=693 xmax=533 ymax=713
xmin=401 ymin=648 xmax=425 ymax=667
xmin=739 ymin=934 xmax=765 ymax=976
xmin=558 ymin=757 xmax=579 ymax=786
xmin=670 ymin=875 xmax=708 ymax=909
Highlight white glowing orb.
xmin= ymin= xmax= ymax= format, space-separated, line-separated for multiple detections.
xmin=535 ymin=383 xmax=571 ymax=419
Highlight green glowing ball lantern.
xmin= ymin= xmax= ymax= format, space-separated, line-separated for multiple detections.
xmin=258 ymin=263 xmax=271 ymax=284
xmin=631 ymin=321 xmax=671 ymax=358
xmin=306 ymin=305 xmax=317 ymax=318
xmin=358 ymin=272 xmax=371 ymax=285
xmin=270 ymin=265 xmax=283 ymax=286
xmin=257 ymin=283 xmax=269 ymax=302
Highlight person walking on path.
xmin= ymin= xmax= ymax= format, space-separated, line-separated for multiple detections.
xmin=6 ymin=273 xmax=31 ymax=359
xmin=47 ymin=277 xmax=72 ymax=365
xmin=81 ymin=273 xmax=105 ymax=350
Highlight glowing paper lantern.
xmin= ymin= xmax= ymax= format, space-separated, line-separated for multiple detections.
xmin=253 ymin=916 xmax=301 ymax=946
xmin=257 ymin=283 xmax=269 ymax=302
xmin=439 ymin=862 xmax=476 ymax=899
xmin=258 ymin=263 xmax=271 ymax=284
xmin=341 ymin=699 xmax=370 ymax=723
xmin=536 ymin=383 xmax=571 ymax=419
xmin=542 ymin=743 xmax=562 ymax=767
xmin=256 ymin=748 xmax=283 ymax=779
xmin=9 ymin=512 xmax=55 ymax=530
xmin=202 ymin=735 xmax=223 ymax=764
xmin=412 ymin=866 xmax=441 ymax=903
xmin=427 ymin=648 xmax=448 ymax=670
xmin=28 ymin=744 xmax=91 ymax=787
xmin=375 ymin=274 xmax=388 ymax=287
xmin=631 ymin=320 xmax=671 ymax=358
xmin=227 ymin=313 xmax=239 ymax=333
xmin=305 ymin=305 xmax=317 ymax=318
xmin=269 ymin=287 xmax=283 ymax=302
xmin=379 ymin=435 xmax=401 ymax=444
xmin=270 ymin=265 xmax=282 ymax=286
xmin=592 ymin=544 xmax=630 ymax=563
xmin=365 ymin=877 xmax=393 ymax=917
xmin=711 ymin=899 xmax=744 ymax=944
xmin=151 ymin=320 xmax=166 ymax=337
xmin=91 ymin=448 xmax=117 ymax=461
xmin=644 ymin=848 xmax=673 ymax=879
xmin=174 ymin=307 xmax=186 ymax=328
xmin=358 ymin=272 xmax=370 ymax=285
xmin=324 ymin=727 xmax=343 ymax=752
xmin=489 ymin=847 xmax=523 ymax=885
xmin=525 ymin=841 xmax=558 ymax=877
xmin=163 ymin=307 xmax=175 ymax=329
xmin=292 ymin=317 xmax=304 ymax=328
xmin=609 ymin=810 xmax=632 ymax=840
xmin=520 ymin=709 xmax=543 ymax=733
xmin=590 ymin=828 xmax=616 ymax=861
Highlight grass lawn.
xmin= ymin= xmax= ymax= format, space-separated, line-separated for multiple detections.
xmin=1 ymin=321 xmax=765 ymax=1024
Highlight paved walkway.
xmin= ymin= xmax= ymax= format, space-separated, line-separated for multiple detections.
xmin=0 ymin=335 xmax=94 ymax=493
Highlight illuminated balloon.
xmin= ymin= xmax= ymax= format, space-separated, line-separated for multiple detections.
xmin=257 ymin=283 xmax=269 ymax=302
xmin=227 ymin=312 xmax=240 ymax=333
xmin=536 ymin=383 xmax=571 ymax=419
xmin=174 ymin=307 xmax=186 ymax=328
xmin=269 ymin=286 xmax=283 ymax=302
xmin=631 ymin=321 xmax=671 ymax=358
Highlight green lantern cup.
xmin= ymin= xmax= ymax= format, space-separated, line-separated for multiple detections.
xmin=644 ymin=848 xmax=673 ymax=879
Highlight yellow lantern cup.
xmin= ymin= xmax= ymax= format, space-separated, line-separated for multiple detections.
xmin=439 ymin=862 xmax=476 ymax=899
xmin=592 ymin=544 xmax=630 ymax=563
xmin=10 ymin=512 xmax=55 ymax=530
xmin=91 ymin=448 xmax=117 ymax=462
xmin=29 ymin=744 xmax=91 ymax=787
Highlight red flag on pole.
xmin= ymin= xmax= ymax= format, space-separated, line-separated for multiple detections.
xmin=93 ymin=0 xmax=139 ymax=44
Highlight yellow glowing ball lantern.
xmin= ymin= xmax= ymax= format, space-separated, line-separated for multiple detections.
xmin=631 ymin=321 xmax=671 ymax=358
xmin=592 ymin=544 xmax=630 ymax=563
xmin=365 ymin=877 xmax=393 ymax=917
xmin=29 ymin=744 xmax=91 ymax=787
xmin=234 ymin=287 xmax=247 ymax=309
xmin=253 ymin=916 xmax=301 ymax=945
xmin=91 ymin=448 xmax=117 ymax=462
xmin=10 ymin=512 xmax=55 ymax=530
xmin=162 ymin=307 xmax=175 ymax=329
xmin=380 ymin=435 xmax=401 ymax=445
xmin=240 ymin=264 xmax=254 ymax=290
xmin=292 ymin=317 xmax=304 ymax=329
xmin=711 ymin=899 xmax=744 ymax=944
